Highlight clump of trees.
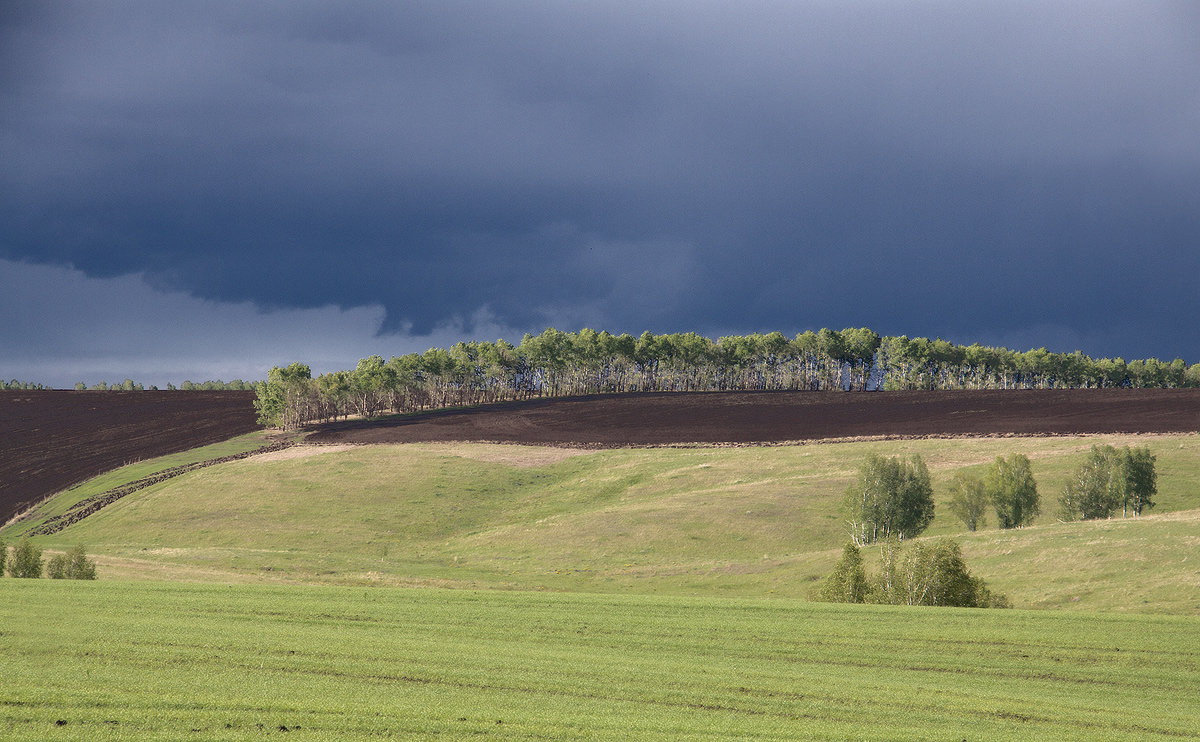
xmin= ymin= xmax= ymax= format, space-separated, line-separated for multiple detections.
xmin=253 ymin=326 xmax=1200 ymax=430
xmin=47 ymin=545 xmax=98 ymax=580
xmin=945 ymin=454 xmax=1040 ymax=531
xmin=1 ymin=539 xmax=97 ymax=579
xmin=1060 ymin=445 xmax=1157 ymax=521
xmin=1 ymin=379 xmax=48 ymax=390
xmin=819 ymin=539 xmax=1008 ymax=608
xmin=842 ymin=454 xmax=934 ymax=545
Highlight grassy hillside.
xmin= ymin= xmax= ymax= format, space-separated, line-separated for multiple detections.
xmin=3 ymin=580 xmax=1199 ymax=741
xmin=8 ymin=433 xmax=1200 ymax=612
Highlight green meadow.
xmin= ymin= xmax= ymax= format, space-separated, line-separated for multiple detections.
xmin=4 ymin=432 xmax=1200 ymax=739
xmin=3 ymin=580 xmax=1200 ymax=741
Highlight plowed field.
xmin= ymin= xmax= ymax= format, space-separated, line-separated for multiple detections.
xmin=7 ymin=388 xmax=1200 ymax=524
xmin=307 ymin=389 xmax=1200 ymax=447
xmin=1 ymin=391 xmax=258 ymax=522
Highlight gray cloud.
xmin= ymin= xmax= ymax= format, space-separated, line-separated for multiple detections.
xmin=3 ymin=1 xmax=1198 ymax=377
xmin=0 ymin=259 xmax=530 ymax=387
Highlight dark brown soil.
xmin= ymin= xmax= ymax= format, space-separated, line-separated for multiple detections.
xmin=307 ymin=389 xmax=1200 ymax=447
xmin=1 ymin=391 xmax=259 ymax=523
xmin=7 ymin=388 xmax=1200 ymax=525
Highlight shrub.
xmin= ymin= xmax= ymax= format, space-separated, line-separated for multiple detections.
xmin=46 ymin=546 xmax=97 ymax=580
xmin=46 ymin=552 xmax=67 ymax=578
xmin=0 ymin=538 xmax=6 ymax=575
xmin=8 ymin=538 xmax=43 ymax=578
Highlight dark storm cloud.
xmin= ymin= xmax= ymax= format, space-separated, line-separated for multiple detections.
xmin=3 ymin=1 xmax=1199 ymax=361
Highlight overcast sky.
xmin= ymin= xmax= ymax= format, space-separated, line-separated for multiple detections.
xmin=3 ymin=1 xmax=1198 ymax=387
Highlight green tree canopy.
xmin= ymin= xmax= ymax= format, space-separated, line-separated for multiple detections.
xmin=46 ymin=545 xmax=97 ymax=580
xmin=8 ymin=538 xmax=43 ymax=578
xmin=1123 ymin=446 xmax=1157 ymax=517
xmin=1060 ymin=445 xmax=1156 ymax=521
xmin=843 ymin=454 xmax=934 ymax=545
xmin=986 ymin=454 xmax=1039 ymax=528
xmin=946 ymin=472 xmax=990 ymax=531
xmin=821 ymin=538 xmax=1007 ymax=608
xmin=819 ymin=542 xmax=869 ymax=603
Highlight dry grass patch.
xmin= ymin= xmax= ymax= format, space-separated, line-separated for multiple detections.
xmin=409 ymin=441 xmax=595 ymax=467
xmin=251 ymin=443 xmax=359 ymax=462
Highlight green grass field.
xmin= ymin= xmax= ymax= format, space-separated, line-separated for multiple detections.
xmin=3 ymin=580 xmax=1199 ymax=741
xmin=7 ymin=433 xmax=1200 ymax=612
xmin=4 ymin=433 xmax=1200 ymax=739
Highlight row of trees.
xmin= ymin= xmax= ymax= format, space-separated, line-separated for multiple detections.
xmin=826 ymin=444 xmax=1159 ymax=608
xmin=71 ymin=379 xmax=257 ymax=391
xmin=0 ymin=539 xmax=96 ymax=579
xmin=843 ymin=446 xmax=1156 ymax=543
xmin=1 ymin=380 xmax=49 ymax=390
xmin=879 ymin=336 xmax=1199 ymax=390
xmin=837 ymin=452 xmax=1037 ymax=544
xmin=819 ymin=539 xmax=1008 ymax=608
xmin=254 ymin=327 xmax=1200 ymax=429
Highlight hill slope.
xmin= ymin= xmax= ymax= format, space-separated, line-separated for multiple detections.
xmin=12 ymin=433 xmax=1200 ymax=613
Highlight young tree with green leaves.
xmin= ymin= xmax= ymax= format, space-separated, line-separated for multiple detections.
xmin=1059 ymin=445 xmax=1124 ymax=521
xmin=1060 ymin=444 xmax=1157 ymax=521
xmin=986 ymin=454 xmax=1039 ymax=528
xmin=946 ymin=472 xmax=990 ymax=531
xmin=8 ymin=538 xmax=43 ymax=578
xmin=1122 ymin=446 xmax=1157 ymax=517
xmin=819 ymin=543 xmax=869 ymax=603
xmin=254 ymin=362 xmax=315 ymax=429
xmin=897 ymin=540 xmax=979 ymax=607
xmin=843 ymin=454 xmax=934 ymax=545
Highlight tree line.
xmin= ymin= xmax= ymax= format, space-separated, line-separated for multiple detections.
xmin=2 ymin=379 xmax=256 ymax=391
xmin=844 ymin=446 xmax=1157 ymax=545
xmin=253 ymin=326 xmax=1200 ymax=429
xmin=1 ymin=380 xmax=50 ymax=390
xmin=69 ymin=379 xmax=257 ymax=391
